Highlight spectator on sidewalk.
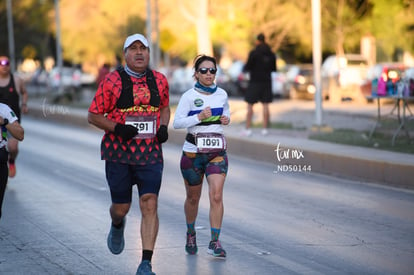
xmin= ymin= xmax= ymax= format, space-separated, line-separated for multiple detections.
xmin=242 ymin=33 xmax=276 ymax=136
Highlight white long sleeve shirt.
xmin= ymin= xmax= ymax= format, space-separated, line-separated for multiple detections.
xmin=173 ymin=87 xmax=230 ymax=152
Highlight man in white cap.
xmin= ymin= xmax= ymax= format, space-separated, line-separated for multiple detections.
xmin=88 ymin=33 xmax=170 ymax=275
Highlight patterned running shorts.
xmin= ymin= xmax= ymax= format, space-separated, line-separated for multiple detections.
xmin=180 ymin=150 xmax=228 ymax=186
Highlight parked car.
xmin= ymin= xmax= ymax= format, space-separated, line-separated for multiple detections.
xmin=271 ymin=69 xmax=290 ymax=98
xmin=359 ymin=63 xmax=405 ymax=99
xmin=226 ymin=60 xmax=287 ymax=97
xmin=48 ymin=67 xmax=82 ymax=91
xmin=322 ymin=54 xmax=369 ymax=103
xmin=226 ymin=60 xmax=248 ymax=96
xmin=30 ymin=68 xmax=49 ymax=86
xmin=168 ymin=66 xmax=194 ymax=94
xmin=215 ymin=66 xmax=239 ymax=97
xmin=80 ymin=71 xmax=96 ymax=86
xmin=284 ymin=64 xmax=318 ymax=100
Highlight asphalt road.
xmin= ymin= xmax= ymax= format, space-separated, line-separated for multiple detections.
xmin=1 ymin=117 xmax=413 ymax=275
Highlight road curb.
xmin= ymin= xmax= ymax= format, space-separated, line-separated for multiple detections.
xmin=27 ymin=104 xmax=414 ymax=189
xmin=222 ymin=134 xmax=413 ymax=189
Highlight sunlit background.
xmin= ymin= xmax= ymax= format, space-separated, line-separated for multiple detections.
xmin=1 ymin=1 xmax=413 ymax=72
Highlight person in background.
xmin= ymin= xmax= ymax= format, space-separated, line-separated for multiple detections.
xmin=88 ymin=33 xmax=170 ymax=275
xmin=115 ymin=55 xmax=123 ymax=69
xmin=96 ymin=63 xmax=110 ymax=87
xmin=242 ymin=33 xmax=276 ymax=136
xmin=0 ymin=55 xmax=28 ymax=177
xmin=0 ymin=103 xmax=24 ymax=220
xmin=173 ymin=54 xmax=230 ymax=258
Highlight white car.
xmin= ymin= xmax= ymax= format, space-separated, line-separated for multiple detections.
xmin=168 ymin=67 xmax=194 ymax=94
xmin=48 ymin=67 xmax=82 ymax=90
xmin=271 ymin=70 xmax=289 ymax=98
xmin=321 ymin=54 xmax=369 ymax=102
xmin=80 ymin=71 xmax=96 ymax=86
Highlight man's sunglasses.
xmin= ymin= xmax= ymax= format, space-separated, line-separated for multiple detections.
xmin=0 ymin=60 xmax=10 ymax=66
xmin=198 ymin=67 xmax=217 ymax=74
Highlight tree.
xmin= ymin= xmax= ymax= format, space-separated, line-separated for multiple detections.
xmin=58 ymin=0 xmax=147 ymax=70
xmin=175 ymin=0 xmax=213 ymax=56
xmin=1 ymin=0 xmax=413 ymax=73
xmin=0 ymin=0 xmax=54 ymax=61
xmin=321 ymin=0 xmax=414 ymax=61
xmin=361 ymin=0 xmax=414 ymax=61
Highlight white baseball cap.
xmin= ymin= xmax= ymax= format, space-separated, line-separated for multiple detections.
xmin=123 ymin=34 xmax=149 ymax=50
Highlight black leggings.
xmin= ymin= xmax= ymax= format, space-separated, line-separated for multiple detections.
xmin=0 ymin=148 xmax=9 ymax=219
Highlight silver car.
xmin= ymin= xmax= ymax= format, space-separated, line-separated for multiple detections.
xmin=322 ymin=54 xmax=369 ymax=103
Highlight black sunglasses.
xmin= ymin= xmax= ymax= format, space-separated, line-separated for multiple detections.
xmin=198 ymin=67 xmax=217 ymax=74
xmin=0 ymin=60 xmax=10 ymax=66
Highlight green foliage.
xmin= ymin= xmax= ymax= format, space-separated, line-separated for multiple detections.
xmin=58 ymin=0 xmax=147 ymax=67
xmin=159 ymin=29 xmax=176 ymax=52
xmin=22 ymin=45 xmax=37 ymax=59
xmin=0 ymin=0 xmax=413 ymax=69
xmin=209 ymin=4 xmax=252 ymax=60
xmin=366 ymin=0 xmax=414 ymax=61
xmin=0 ymin=0 xmax=54 ymax=60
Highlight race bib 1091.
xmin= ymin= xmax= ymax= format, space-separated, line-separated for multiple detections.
xmin=195 ymin=133 xmax=226 ymax=153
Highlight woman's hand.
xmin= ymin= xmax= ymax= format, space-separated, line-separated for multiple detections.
xmin=220 ymin=115 xmax=229 ymax=125
xmin=198 ymin=106 xmax=211 ymax=121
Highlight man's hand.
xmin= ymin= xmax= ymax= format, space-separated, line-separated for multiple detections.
xmin=114 ymin=123 xmax=138 ymax=140
xmin=156 ymin=125 xmax=168 ymax=143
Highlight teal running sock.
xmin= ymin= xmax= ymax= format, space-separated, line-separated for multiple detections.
xmin=211 ymin=227 xmax=220 ymax=242
xmin=187 ymin=222 xmax=196 ymax=235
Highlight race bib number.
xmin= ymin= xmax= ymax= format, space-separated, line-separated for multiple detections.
xmin=195 ymin=133 xmax=226 ymax=153
xmin=125 ymin=115 xmax=157 ymax=139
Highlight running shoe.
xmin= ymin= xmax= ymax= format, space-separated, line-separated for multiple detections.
xmin=136 ymin=260 xmax=155 ymax=275
xmin=8 ymin=162 xmax=16 ymax=178
xmin=207 ymin=240 xmax=226 ymax=258
xmin=241 ymin=128 xmax=252 ymax=137
xmin=261 ymin=128 xmax=269 ymax=136
xmin=107 ymin=218 xmax=125 ymax=255
xmin=185 ymin=232 xmax=198 ymax=255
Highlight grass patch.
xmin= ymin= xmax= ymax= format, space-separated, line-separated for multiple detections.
xmin=309 ymin=128 xmax=414 ymax=154
xmin=253 ymin=121 xmax=306 ymax=130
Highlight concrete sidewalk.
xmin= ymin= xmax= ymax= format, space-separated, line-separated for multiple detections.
xmin=26 ymin=92 xmax=414 ymax=189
